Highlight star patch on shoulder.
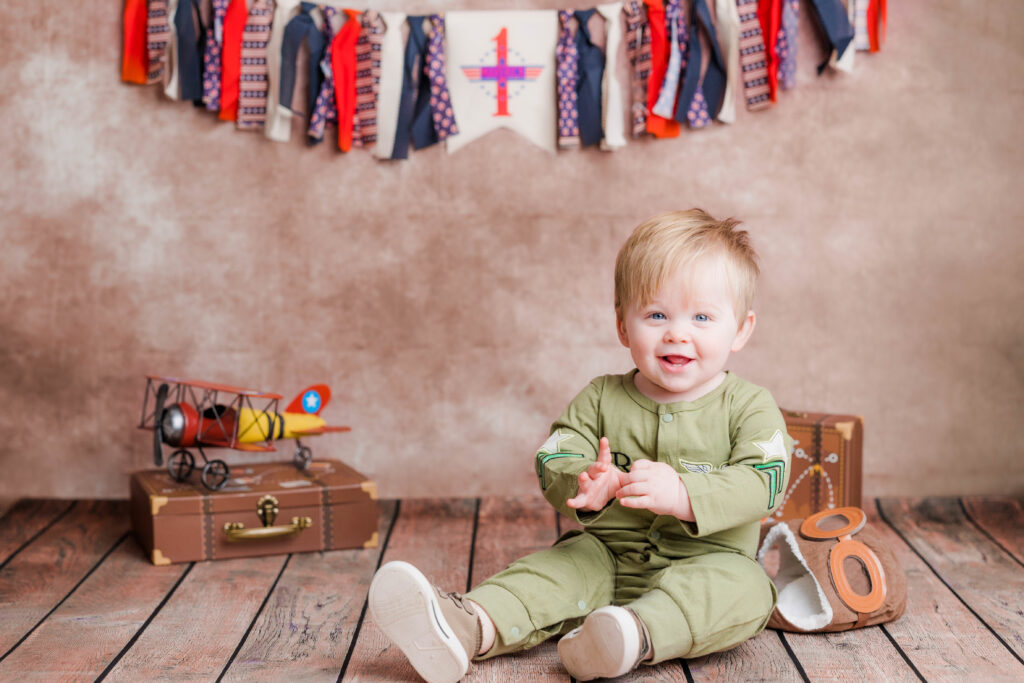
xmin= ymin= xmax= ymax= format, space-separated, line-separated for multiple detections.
xmin=538 ymin=430 xmax=572 ymax=454
xmin=754 ymin=429 xmax=788 ymax=463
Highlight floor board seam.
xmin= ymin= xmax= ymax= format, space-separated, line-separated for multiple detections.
xmin=0 ymin=530 xmax=129 ymax=664
xmin=0 ymin=500 xmax=78 ymax=571
xmin=880 ymin=623 xmax=927 ymax=682
xmin=467 ymin=498 xmax=481 ymax=592
xmin=338 ymin=499 xmax=402 ymax=682
xmin=875 ymin=498 xmax=1024 ymax=666
xmin=95 ymin=561 xmax=195 ymax=681
xmin=957 ymin=498 xmax=1024 ymax=569
xmin=216 ymin=554 xmax=293 ymax=682
xmin=776 ymin=631 xmax=811 ymax=683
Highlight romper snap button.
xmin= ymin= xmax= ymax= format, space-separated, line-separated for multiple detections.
xmin=510 ymin=626 xmax=520 ymax=637
xmin=650 ymin=531 xmax=661 ymax=541
xmin=662 ymin=413 xmax=674 ymax=423
xmin=577 ymin=600 xmax=586 ymax=610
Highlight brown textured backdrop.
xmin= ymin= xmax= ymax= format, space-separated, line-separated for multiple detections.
xmin=1 ymin=1 xmax=1022 ymax=501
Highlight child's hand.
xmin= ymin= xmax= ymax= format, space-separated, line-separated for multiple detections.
xmin=567 ymin=437 xmax=627 ymax=511
xmin=616 ymin=460 xmax=695 ymax=521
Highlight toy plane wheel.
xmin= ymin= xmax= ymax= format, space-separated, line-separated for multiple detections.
xmin=167 ymin=449 xmax=195 ymax=482
xmin=294 ymin=445 xmax=312 ymax=471
xmin=201 ymin=459 xmax=229 ymax=490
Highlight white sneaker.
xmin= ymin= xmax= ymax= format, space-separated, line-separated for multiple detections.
xmin=557 ymin=605 xmax=647 ymax=680
xmin=369 ymin=561 xmax=480 ymax=683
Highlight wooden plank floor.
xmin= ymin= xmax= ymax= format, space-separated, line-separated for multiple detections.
xmin=0 ymin=497 xmax=1021 ymax=681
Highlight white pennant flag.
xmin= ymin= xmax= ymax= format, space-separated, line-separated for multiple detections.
xmin=445 ymin=11 xmax=558 ymax=154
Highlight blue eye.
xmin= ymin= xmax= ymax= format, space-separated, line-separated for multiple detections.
xmin=650 ymin=312 xmax=666 ymax=320
xmin=695 ymin=313 xmax=709 ymax=322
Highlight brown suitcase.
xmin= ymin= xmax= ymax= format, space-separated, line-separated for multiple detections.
xmin=769 ymin=411 xmax=864 ymax=523
xmin=131 ymin=459 xmax=378 ymax=565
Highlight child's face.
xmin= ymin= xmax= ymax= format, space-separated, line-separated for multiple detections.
xmin=616 ymin=256 xmax=755 ymax=403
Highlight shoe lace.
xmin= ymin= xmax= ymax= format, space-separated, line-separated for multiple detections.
xmin=436 ymin=587 xmax=476 ymax=615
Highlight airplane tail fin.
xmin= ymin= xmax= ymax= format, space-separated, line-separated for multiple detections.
xmin=285 ymin=384 xmax=332 ymax=415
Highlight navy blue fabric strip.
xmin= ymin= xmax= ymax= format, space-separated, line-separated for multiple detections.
xmin=694 ymin=0 xmax=726 ymax=118
xmin=675 ymin=13 xmax=701 ymax=123
xmin=176 ymin=0 xmax=205 ymax=102
xmin=279 ymin=4 xmax=324 ymax=114
xmin=409 ymin=17 xmax=438 ymax=150
xmin=574 ymin=8 xmax=605 ymax=147
xmin=806 ymin=0 xmax=855 ymax=74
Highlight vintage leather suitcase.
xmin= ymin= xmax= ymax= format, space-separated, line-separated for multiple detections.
xmin=131 ymin=459 xmax=378 ymax=565
xmin=769 ymin=411 xmax=864 ymax=523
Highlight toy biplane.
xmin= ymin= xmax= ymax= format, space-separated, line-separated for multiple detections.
xmin=139 ymin=376 xmax=351 ymax=490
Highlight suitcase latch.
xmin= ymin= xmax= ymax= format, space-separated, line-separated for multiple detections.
xmin=223 ymin=494 xmax=313 ymax=542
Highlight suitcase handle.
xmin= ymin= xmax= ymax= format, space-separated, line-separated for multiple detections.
xmin=222 ymin=494 xmax=312 ymax=542
xmin=223 ymin=516 xmax=312 ymax=542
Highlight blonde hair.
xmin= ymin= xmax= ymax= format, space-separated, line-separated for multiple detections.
xmin=614 ymin=209 xmax=760 ymax=324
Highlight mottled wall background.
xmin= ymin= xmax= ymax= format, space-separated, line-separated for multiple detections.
xmin=1 ymin=1 xmax=1021 ymax=501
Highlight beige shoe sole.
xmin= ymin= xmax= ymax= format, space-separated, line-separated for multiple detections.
xmin=557 ymin=606 xmax=640 ymax=680
xmin=369 ymin=561 xmax=470 ymax=683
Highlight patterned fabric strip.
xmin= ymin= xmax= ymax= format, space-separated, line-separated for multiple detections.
xmin=853 ymin=0 xmax=869 ymax=50
xmin=622 ymin=2 xmax=650 ymax=138
xmin=236 ymin=0 xmax=275 ymax=130
xmin=353 ymin=10 xmax=384 ymax=148
xmin=308 ymin=6 xmax=339 ymax=142
xmin=426 ymin=15 xmax=459 ymax=141
xmin=202 ymin=0 xmax=230 ymax=110
xmin=777 ymin=0 xmax=798 ymax=90
xmin=147 ymin=0 xmax=171 ymax=83
xmin=736 ymin=0 xmax=770 ymax=110
xmin=556 ymin=10 xmax=580 ymax=149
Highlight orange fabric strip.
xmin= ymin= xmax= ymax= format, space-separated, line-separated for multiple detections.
xmin=867 ymin=0 xmax=886 ymax=52
xmin=122 ymin=0 xmax=149 ymax=84
xmin=758 ymin=0 xmax=781 ymax=102
xmin=332 ymin=9 xmax=362 ymax=151
xmin=219 ymin=0 xmax=249 ymax=122
xmin=643 ymin=0 xmax=680 ymax=138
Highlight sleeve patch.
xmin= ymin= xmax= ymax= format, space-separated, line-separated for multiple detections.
xmin=535 ymin=453 xmax=585 ymax=490
xmin=754 ymin=461 xmax=786 ymax=509
xmin=538 ymin=430 xmax=572 ymax=454
xmin=753 ymin=429 xmax=789 ymax=463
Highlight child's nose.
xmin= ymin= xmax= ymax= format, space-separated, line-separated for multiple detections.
xmin=664 ymin=322 xmax=690 ymax=343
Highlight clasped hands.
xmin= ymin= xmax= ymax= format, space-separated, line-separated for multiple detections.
xmin=566 ymin=437 xmax=694 ymax=521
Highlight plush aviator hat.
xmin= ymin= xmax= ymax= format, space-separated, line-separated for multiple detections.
xmin=757 ymin=507 xmax=906 ymax=632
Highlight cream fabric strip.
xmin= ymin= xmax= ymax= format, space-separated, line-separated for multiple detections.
xmin=598 ymin=3 xmax=626 ymax=151
xmin=163 ymin=0 xmax=181 ymax=100
xmin=373 ymin=12 xmax=408 ymax=160
xmin=265 ymin=0 xmax=303 ymax=142
xmin=714 ymin=0 xmax=739 ymax=123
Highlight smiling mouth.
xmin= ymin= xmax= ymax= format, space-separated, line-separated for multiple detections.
xmin=660 ymin=355 xmax=693 ymax=369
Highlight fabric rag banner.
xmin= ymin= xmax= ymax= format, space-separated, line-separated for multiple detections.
xmin=444 ymin=11 xmax=559 ymax=154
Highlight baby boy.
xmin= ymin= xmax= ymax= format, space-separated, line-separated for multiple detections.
xmin=369 ymin=209 xmax=793 ymax=681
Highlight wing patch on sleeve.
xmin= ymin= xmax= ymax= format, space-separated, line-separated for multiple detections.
xmin=535 ymin=453 xmax=585 ymax=490
xmin=754 ymin=461 xmax=786 ymax=509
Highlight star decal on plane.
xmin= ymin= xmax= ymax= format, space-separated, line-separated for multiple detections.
xmin=302 ymin=390 xmax=322 ymax=414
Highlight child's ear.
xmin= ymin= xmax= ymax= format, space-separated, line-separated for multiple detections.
xmin=731 ymin=311 xmax=756 ymax=352
xmin=616 ymin=315 xmax=630 ymax=348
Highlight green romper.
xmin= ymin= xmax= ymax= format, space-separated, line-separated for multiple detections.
xmin=465 ymin=370 xmax=793 ymax=662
